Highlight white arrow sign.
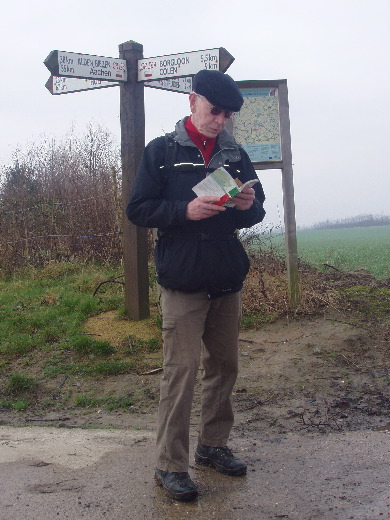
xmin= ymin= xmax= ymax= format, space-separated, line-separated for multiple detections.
xmin=44 ymin=50 xmax=127 ymax=82
xmin=46 ymin=76 xmax=120 ymax=95
xmin=138 ymin=48 xmax=234 ymax=82
xmin=144 ymin=77 xmax=193 ymax=94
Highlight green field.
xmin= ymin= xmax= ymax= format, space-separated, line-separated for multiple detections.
xmin=295 ymin=225 xmax=390 ymax=280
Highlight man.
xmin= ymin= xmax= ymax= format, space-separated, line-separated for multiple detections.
xmin=126 ymin=69 xmax=266 ymax=501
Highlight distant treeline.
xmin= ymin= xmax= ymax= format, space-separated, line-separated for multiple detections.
xmin=299 ymin=214 xmax=390 ymax=231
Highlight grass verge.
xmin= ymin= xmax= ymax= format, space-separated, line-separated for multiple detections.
xmin=0 ymin=261 xmax=162 ymax=414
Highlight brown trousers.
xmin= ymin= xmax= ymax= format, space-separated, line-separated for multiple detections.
xmin=156 ymin=287 xmax=242 ymax=472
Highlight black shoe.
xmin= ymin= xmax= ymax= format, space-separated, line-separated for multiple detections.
xmin=154 ymin=469 xmax=198 ymax=501
xmin=195 ymin=444 xmax=247 ymax=476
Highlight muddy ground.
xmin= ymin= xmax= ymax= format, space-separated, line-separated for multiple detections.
xmin=2 ymin=307 xmax=389 ymax=437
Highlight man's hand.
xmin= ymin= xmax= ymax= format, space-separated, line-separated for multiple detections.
xmin=186 ymin=196 xmax=226 ymax=221
xmin=232 ymin=187 xmax=255 ymax=210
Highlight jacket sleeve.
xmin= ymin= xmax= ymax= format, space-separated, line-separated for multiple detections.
xmin=126 ymin=138 xmax=188 ymax=228
xmin=232 ymin=148 xmax=266 ymax=230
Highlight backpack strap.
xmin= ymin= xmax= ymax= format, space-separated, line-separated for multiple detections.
xmin=162 ymin=132 xmax=177 ymax=182
xmin=161 ymin=132 xmax=216 ymax=181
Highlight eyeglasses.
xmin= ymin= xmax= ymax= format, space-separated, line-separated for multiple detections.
xmin=196 ymin=94 xmax=234 ymax=119
xmin=209 ymin=106 xmax=234 ymax=119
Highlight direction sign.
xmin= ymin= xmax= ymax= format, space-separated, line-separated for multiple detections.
xmin=46 ymin=76 xmax=120 ymax=95
xmin=138 ymin=48 xmax=234 ymax=82
xmin=144 ymin=76 xmax=192 ymax=94
xmin=44 ymin=50 xmax=127 ymax=82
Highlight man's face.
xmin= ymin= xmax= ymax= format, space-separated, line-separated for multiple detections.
xmin=189 ymin=93 xmax=232 ymax=138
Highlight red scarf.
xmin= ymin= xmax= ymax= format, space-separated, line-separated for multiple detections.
xmin=185 ymin=117 xmax=217 ymax=166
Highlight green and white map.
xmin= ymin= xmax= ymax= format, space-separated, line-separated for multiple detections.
xmin=233 ymin=88 xmax=282 ymax=163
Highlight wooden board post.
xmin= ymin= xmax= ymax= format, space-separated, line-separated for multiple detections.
xmin=278 ymin=81 xmax=299 ymax=307
xmin=119 ymin=41 xmax=150 ymax=319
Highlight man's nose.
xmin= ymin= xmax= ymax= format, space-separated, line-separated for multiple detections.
xmin=214 ymin=113 xmax=227 ymax=125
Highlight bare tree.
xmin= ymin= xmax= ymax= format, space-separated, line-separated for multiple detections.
xmin=0 ymin=124 xmax=123 ymax=270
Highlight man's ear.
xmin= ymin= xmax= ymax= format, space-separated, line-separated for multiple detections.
xmin=189 ymin=92 xmax=198 ymax=114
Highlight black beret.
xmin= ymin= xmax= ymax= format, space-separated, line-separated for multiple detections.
xmin=192 ymin=70 xmax=243 ymax=112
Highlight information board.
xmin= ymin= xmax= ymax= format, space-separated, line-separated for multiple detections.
xmin=232 ymin=80 xmax=287 ymax=169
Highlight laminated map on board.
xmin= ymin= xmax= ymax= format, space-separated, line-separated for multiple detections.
xmin=233 ymin=88 xmax=282 ymax=164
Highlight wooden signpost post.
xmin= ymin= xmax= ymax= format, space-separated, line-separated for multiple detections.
xmin=44 ymin=41 xmax=298 ymax=317
xmin=118 ymin=42 xmax=149 ymax=320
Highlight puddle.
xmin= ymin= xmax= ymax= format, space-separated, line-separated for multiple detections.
xmin=372 ymin=422 xmax=390 ymax=432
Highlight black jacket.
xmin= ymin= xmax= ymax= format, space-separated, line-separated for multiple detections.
xmin=126 ymin=117 xmax=266 ymax=299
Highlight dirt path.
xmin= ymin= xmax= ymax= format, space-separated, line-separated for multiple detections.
xmin=3 ymin=310 xmax=388 ymax=433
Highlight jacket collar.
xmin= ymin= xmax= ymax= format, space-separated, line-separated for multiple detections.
xmin=174 ymin=117 xmax=239 ymax=153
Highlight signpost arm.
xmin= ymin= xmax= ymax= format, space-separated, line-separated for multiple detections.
xmin=119 ymin=41 xmax=150 ymax=319
xmin=278 ymin=81 xmax=300 ymax=307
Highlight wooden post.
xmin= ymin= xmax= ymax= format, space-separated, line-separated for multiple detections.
xmin=119 ymin=41 xmax=150 ymax=319
xmin=278 ymin=81 xmax=300 ymax=307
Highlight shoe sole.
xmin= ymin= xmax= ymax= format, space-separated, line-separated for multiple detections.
xmin=195 ymin=452 xmax=247 ymax=476
xmin=154 ymin=473 xmax=198 ymax=502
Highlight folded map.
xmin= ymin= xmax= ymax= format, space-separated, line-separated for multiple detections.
xmin=192 ymin=167 xmax=259 ymax=207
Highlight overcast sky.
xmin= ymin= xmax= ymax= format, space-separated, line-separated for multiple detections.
xmin=1 ymin=0 xmax=389 ymax=228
